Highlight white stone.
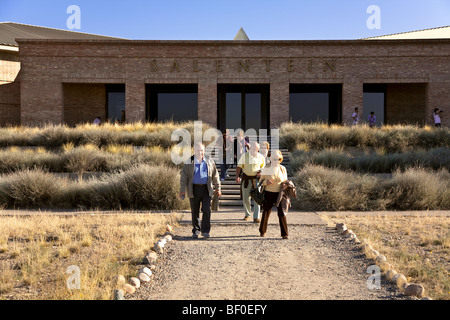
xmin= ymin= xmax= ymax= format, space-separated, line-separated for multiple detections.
xmin=386 ymin=269 xmax=397 ymax=282
xmin=375 ymin=255 xmax=387 ymax=264
xmin=154 ymin=243 xmax=164 ymax=253
xmin=139 ymin=267 xmax=152 ymax=277
xmin=395 ymin=274 xmax=408 ymax=289
xmin=129 ymin=277 xmax=140 ymax=289
xmin=138 ymin=272 xmax=150 ymax=282
xmin=123 ymin=283 xmax=135 ymax=295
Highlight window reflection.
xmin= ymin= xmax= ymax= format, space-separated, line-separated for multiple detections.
xmin=289 ymin=84 xmax=341 ymax=124
xmin=289 ymin=93 xmax=329 ymax=123
xmin=158 ymin=93 xmax=198 ymax=122
xmin=147 ymin=84 xmax=198 ymax=122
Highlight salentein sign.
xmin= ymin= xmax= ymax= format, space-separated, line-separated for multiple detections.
xmin=155 ymin=58 xmax=337 ymax=74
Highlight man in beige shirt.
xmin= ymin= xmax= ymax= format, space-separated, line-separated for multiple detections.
xmin=235 ymin=141 xmax=265 ymax=222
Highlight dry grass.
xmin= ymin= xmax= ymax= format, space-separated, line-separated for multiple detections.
xmin=320 ymin=214 xmax=450 ymax=300
xmin=0 ymin=213 xmax=182 ymax=300
xmin=280 ymin=122 xmax=450 ymax=152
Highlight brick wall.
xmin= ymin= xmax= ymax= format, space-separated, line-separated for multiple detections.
xmin=63 ymin=83 xmax=105 ymax=126
xmin=386 ymin=84 xmax=427 ymax=125
xmin=15 ymin=39 xmax=450 ymax=127
xmin=0 ymin=81 xmax=20 ymax=126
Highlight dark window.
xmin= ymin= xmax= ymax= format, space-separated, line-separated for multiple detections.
xmin=147 ymin=84 xmax=198 ymax=122
xmin=289 ymin=84 xmax=342 ymax=124
xmin=106 ymin=84 xmax=125 ymax=124
xmin=363 ymin=84 xmax=386 ymax=126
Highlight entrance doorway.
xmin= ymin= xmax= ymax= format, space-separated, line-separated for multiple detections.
xmin=217 ymin=84 xmax=269 ymax=133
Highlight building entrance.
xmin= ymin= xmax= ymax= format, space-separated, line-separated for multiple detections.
xmin=217 ymin=84 xmax=269 ymax=133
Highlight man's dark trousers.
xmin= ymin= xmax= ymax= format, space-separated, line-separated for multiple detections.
xmin=190 ymin=184 xmax=211 ymax=235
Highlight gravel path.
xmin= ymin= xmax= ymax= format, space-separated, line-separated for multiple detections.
xmin=131 ymin=210 xmax=406 ymax=300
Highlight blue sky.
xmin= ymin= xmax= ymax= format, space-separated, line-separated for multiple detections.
xmin=1 ymin=0 xmax=449 ymax=40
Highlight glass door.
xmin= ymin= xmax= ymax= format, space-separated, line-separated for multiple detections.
xmin=218 ymin=84 xmax=269 ymax=132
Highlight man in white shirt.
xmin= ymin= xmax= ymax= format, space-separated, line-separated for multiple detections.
xmin=352 ymin=108 xmax=359 ymax=125
xmin=433 ymin=108 xmax=442 ymax=128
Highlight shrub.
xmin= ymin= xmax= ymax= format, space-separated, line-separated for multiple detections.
xmin=72 ymin=165 xmax=188 ymax=211
xmin=292 ymin=164 xmax=378 ymax=211
xmin=279 ymin=122 xmax=450 ymax=152
xmin=291 ymin=165 xmax=450 ymax=211
xmin=383 ymin=168 xmax=450 ymax=210
xmin=289 ymin=147 xmax=450 ymax=173
xmin=0 ymin=169 xmax=65 ymax=208
xmin=0 ymin=165 xmax=189 ymax=211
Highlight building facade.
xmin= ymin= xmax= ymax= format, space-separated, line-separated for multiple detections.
xmin=1 ymin=24 xmax=449 ymax=128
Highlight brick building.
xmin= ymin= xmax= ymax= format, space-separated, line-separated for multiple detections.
xmin=1 ymin=23 xmax=449 ymax=128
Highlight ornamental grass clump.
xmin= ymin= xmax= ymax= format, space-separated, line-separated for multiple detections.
xmin=292 ymin=164 xmax=378 ymax=211
xmin=0 ymin=169 xmax=65 ymax=209
xmin=63 ymin=164 xmax=188 ymax=211
xmin=383 ymin=167 xmax=450 ymax=210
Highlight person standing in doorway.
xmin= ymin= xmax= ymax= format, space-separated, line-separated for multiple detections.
xmin=368 ymin=111 xmax=376 ymax=128
xmin=352 ymin=108 xmax=360 ymax=125
xmin=180 ymin=142 xmax=221 ymax=239
xmin=433 ymin=108 xmax=442 ymax=128
xmin=235 ymin=141 xmax=265 ymax=222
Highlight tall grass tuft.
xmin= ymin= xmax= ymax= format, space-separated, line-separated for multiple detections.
xmin=0 ymin=169 xmax=65 ymax=208
xmin=292 ymin=164 xmax=378 ymax=211
xmin=292 ymin=164 xmax=450 ymax=211
xmin=289 ymin=146 xmax=450 ymax=173
xmin=0 ymin=165 xmax=189 ymax=211
xmin=279 ymin=122 xmax=450 ymax=152
xmin=383 ymin=167 xmax=450 ymax=210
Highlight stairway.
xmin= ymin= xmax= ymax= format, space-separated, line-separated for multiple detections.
xmin=217 ymin=148 xmax=291 ymax=207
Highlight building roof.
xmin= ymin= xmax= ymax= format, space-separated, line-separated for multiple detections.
xmin=233 ymin=27 xmax=250 ymax=40
xmin=0 ymin=22 xmax=124 ymax=47
xmin=363 ymin=25 xmax=450 ymax=40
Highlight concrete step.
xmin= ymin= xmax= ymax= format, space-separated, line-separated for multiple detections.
xmin=221 ymin=189 xmax=240 ymax=195
xmin=219 ymin=200 xmax=243 ymax=206
xmin=220 ymin=194 xmax=241 ymax=200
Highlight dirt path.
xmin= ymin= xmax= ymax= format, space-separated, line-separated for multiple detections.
xmin=131 ymin=209 xmax=406 ymax=300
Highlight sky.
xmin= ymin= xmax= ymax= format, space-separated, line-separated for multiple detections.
xmin=1 ymin=0 xmax=449 ymax=40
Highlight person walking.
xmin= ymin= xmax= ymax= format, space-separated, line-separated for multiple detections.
xmin=220 ymin=129 xmax=234 ymax=181
xmin=259 ymin=150 xmax=289 ymax=239
xmin=259 ymin=141 xmax=271 ymax=168
xmin=180 ymin=142 xmax=221 ymax=239
xmin=235 ymin=141 xmax=265 ymax=222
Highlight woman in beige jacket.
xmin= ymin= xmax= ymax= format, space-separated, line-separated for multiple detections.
xmin=259 ymin=150 xmax=289 ymax=239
